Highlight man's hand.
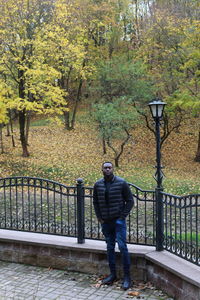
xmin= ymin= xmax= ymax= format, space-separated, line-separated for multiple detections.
xmin=116 ymin=218 xmax=125 ymax=225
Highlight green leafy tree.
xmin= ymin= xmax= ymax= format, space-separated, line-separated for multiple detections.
xmin=93 ymin=56 xmax=153 ymax=103
xmin=92 ymin=56 xmax=154 ymax=166
xmin=0 ymin=0 xmax=67 ymax=156
xmin=37 ymin=0 xmax=96 ymax=130
xmin=168 ymin=20 xmax=200 ymax=161
xmin=0 ymin=81 xmax=10 ymax=125
xmin=0 ymin=80 xmax=11 ymax=154
xmin=93 ymin=99 xmax=138 ymax=167
xmin=137 ymin=8 xmax=199 ymax=151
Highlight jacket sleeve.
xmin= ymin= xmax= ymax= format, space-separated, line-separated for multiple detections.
xmin=119 ymin=181 xmax=134 ymax=219
xmin=93 ymin=183 xmax=101 ymax=220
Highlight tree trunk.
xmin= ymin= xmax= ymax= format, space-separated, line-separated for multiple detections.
xmin=18 ymin=69 xmax=29 ymax=157
xmin=64 ymin=110 xmax=72 ymax=130
xmin=114 ymin=156 xmax=119 ymax=168
xmin=19 ymin=110 xmax=29 ymax=157
xmin=25 ymin=111 xmax=31 ymax=145
xmin=6 ymin=124 xmax=10 ymax=136
xmin=102 ymin=138 xmax=106 ymax=154
xmin=0 ymin=124 xmax=4 ymax=154
xmin=107 ymin=130 xmax=131 ymax=168
xmin=64 ymin=79 xmax=83 ymax=130
xmin=71 ymin=79 xmax=83 ymax=129
xmin=9 ymin=109 xmax=15 ymax=147
xmin=194 ymin=130 xmax=200 ymax=162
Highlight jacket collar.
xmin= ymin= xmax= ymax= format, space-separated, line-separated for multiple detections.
xmin=103 ymin=175 xmax=115 ymax=183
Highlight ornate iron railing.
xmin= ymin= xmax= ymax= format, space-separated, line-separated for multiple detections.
xmin=0 ymin=177 xmax=78 ymax=237
xmin=83 ymin=183 xmax=156 ymax=246
xmin=0 ymin=176 xmax=199 ymax=266
xmin=162 ymin=191 xmax=200 ymax=266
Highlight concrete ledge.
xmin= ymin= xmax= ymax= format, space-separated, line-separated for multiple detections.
xmin=0 ymin=229 xmax=154 ymax=254
xmin=0 ymin=229 xmax=199 ymax=299
xmin=146 ymin=250 xmax=200 ymax=288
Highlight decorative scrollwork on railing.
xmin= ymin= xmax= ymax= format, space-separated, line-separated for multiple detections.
xmin=0 ymin=176 xmax=199 ymax=266
xmin=164 ymin=235 xmax=199 ymax=264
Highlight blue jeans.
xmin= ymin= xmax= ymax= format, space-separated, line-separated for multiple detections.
xmin=101 ymin=219 xmax=130 ymax=274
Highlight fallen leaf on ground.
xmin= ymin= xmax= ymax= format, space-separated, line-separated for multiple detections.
xmin=95 ymin=283 xmax=102 ymax=288
xmin=127 ymin=291 xmax=140 ymax=297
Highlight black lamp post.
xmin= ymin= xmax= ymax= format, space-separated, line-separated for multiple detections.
xmin=148 ymin=99 xmax=166 ymax=251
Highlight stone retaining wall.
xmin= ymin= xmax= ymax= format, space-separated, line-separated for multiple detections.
xmin=0 ymin=230 xmax=199 ymax=300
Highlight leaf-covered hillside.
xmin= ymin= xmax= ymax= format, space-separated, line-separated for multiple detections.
xmin=0 ymin=110 xmax=199 ymax=195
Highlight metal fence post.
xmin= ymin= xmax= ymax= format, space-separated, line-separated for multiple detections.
xmin=76 ymin=178 xmax=85 ymax=244
xmin=156 ymin=187 xmax=164 ymax=251
xmin=155 ymin=117 xmax=164 ymax=251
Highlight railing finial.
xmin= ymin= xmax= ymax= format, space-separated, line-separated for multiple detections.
xmin=76 ymin=178 xmax=84 ymax=184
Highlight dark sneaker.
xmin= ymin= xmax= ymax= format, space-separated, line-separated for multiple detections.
xmin=102 ymin=274 xmax=117 ymax=285
xmin=121 ymin=276 xmax=131 ymax=290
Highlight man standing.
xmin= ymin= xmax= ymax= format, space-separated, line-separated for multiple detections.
xmin=93 ymin=162 xmax=134 ymax=290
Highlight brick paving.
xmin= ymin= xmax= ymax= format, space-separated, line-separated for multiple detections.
xmin=0 ymin=261 xmax=174 ymax=300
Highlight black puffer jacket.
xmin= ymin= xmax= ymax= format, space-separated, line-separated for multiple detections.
xmin=93 ymin=176 xmax=134 ymax=221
